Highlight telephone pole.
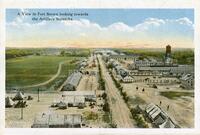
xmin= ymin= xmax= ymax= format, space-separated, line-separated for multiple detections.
xmin=21 ymin=107 xmax=23 ymax=119
xmin=38 ymin=88 xmax=40 ymax=102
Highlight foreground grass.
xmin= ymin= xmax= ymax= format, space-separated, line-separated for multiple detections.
xmin=6 ymin=56 xmax=80 ymax=88
xmin=160 ymin=91 xmax=194 ymax=99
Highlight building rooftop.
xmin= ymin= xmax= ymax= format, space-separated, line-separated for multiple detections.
xmin=32 ymin=113 xmax=82 ymax=128
xmin=62 ymin=90 xmax=95 ymax=96
xmin=180 ymin=74 xmax=193 ymax=81
xmin=66 ymin=72 xmax=82 ymax=87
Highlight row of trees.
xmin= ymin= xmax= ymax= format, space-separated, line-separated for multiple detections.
xmin=109 ymin=71 xmax=149 ymax=128
xmin=97 ymin=58 xmax=106 ymax=90
xmin=97 ymin=56 xmax=117 ymax=128
xmin=172 ymin=50 xmax=194 ymax=65
xmin=60 ymin=49 xmax=90 ymax=57
xmin=130 ymin=107 xmax=149 ymax=128
xmin=120 ymin=49 xmax=194 ymax=65
xmin=110 ymin=73 xmax=129 ymax=103
xmin=6 ymin=49 xmax=34 ymax=59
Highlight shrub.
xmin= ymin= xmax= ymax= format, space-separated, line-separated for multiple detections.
xmin=102 ymin=93 xmax=107 ymax=99
xmin=103 ymin=102 xmax=110 ymax=112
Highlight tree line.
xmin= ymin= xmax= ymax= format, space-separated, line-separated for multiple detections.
xmin=121 ymin=49 xmax=194 ymax=65
xmin=6 ymin=49 xmax=34 ymax=59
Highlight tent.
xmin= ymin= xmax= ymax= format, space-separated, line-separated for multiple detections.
xmin=5 ymin=97 xmax=15 ymax=107
xmin=13 ymin=91 xmax=25 ymax=100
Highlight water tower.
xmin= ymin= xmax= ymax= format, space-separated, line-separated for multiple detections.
xmin=165 ymin=45 xmax=171 ymax=58
xmin=165 ymin=45 xmax=173 ymax=65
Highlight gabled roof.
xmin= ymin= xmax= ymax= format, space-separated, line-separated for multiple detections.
xmin=33 ymin=113 xmax=49 ymax=125
xmin=180 ymin=74 xmax=193 ymax=81
xmin=151 ymin=108 xmax=162 ymax=120
xmin=154 ymin=114 xmax=166 ymax=125
xmin=65 ymin=114 xmax=82 ymax=125
xmin=146 ymin=103 xmax=176 ymax=128
xmin=66 ymin=72 xmax=82 ymax=87
xmin=123 ymin=76 xmax=134 ymax=80
xmin=146 ymin=103 xmax=156 ymax=113
xmin=49 ymin=114 xmax=65 ymax=126
xmin=62 ymin=91 xmax=96 ymax=97
xmin=32 ymin=113 xmax=82 ymax=127
xmin=63 ymin=95 xmax=85 ymax=104
xmin=159 ymin=118 xmax=176 ymax=128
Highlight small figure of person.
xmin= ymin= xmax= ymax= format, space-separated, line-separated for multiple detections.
xmin=136 ymin=86 xmax=138 ymax=91
xmin=142 ymin=88 xmax=145 ymax=92
xmin=167 ymin=105 xmax=170 ymax=111
xmin=159 ymin=101 xmax=162 ymax=106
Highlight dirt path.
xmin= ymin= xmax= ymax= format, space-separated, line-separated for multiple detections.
xmin=98 ymin=55 xmax=135 ymax=128
xmin=19 ymin=61 xmax=67 ymax=89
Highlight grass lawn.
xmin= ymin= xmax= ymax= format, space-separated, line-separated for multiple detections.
xmin=6 ymin=56 xmax=81 ymax=88
xmin=160 ymin=91 xmax=194 ymax=99
xmin=128 ymin=96 xmax=146 ymax=105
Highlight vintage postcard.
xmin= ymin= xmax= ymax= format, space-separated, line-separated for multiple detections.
xmin=0 ymin=0 xmax=200 ymax=135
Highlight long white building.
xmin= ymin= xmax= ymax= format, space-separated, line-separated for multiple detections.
xmin=62 ymin=72 xmax=82 ymax=91
xmin=138 ymin=65 xmax=194 ymax=75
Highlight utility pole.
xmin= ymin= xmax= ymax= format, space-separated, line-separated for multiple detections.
xmin=20 ymin=89 xmax=24 ymax=120
xmin=21 ymin=106 xmax=23 ymax=119
xmin=38 ymin=88 xmax=40 ymax=102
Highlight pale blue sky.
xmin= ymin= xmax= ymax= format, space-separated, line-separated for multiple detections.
xmin=6 ymin=9 xmax=194 ymax=26
xmin=6 ymin=9 xmax=194 ymax=48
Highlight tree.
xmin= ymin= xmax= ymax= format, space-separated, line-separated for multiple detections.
xmin=103 ymin=102 xmax=110 ymax=112
xmin=60 ymin=50 xmax=65 ymax=56
xmin=102 ymin=93 xmax=107 ymax=99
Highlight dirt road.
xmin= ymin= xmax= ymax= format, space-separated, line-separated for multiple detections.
xmin=98 ymin=55 xmax=135 ymax=128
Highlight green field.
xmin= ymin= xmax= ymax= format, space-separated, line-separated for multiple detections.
xmin=6 ymin=56 xmax=80 ymax=88
xmin=160 ymin=91 xmax=194 ymax=99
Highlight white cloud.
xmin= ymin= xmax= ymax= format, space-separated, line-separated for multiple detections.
xmin=79 ymin=33 xmax=86 ymax=37
xmin=134 ymin=18 xmax=165 ymax=31
xmin=145 ymin=18 xmax=165 ymax=26
xmin=6 ymin=16 xmax=194 ymax=48
xmin=7 ymin=15 xmax=194 ymax=32
xmin=108 ymin=22 xmax=133 ymax=32
xmin=62 ymin=19 xmax=103 ymax=31
xmin=175 ymin=17 xmax=193 ymax=26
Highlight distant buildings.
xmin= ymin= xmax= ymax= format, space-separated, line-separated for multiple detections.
xmin=121 ymin=75 xmax=135 ymax=83
xmin=132 ymin=58 xmax=164 ymax=69
xmin=138 ymin=65 xmax=194 ymax=75
xmin=102 ymin=46 xmax=194 ymax=89
xmin=109 ymin=54 xmax=136 ymax=61
xmin=94 ymin=49 xmax=118 ymax=56
xmin=180 ymin=74 xmax=194 ymax=89
xmin=107 ymin=59 xmax=128 ymax=78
